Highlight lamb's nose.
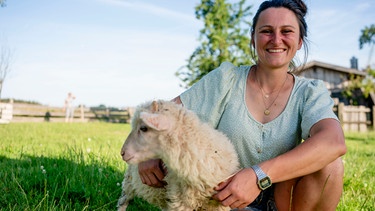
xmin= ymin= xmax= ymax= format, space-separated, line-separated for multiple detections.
xmin=120 ymin=150 xmax=125 ymax=156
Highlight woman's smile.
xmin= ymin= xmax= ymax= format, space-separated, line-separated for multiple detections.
xmin=267 ymin=48 xmax=286 ymax=53
xmin=253 ymin=7 xmax=302 ymax=69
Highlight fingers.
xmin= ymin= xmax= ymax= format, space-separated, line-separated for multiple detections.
xmin=138 ymin=159 xmax=167 ymax=188
xmin=213 ymin=168 xmax=260 ymax=209
xmin=213 ymin=188 xmax=249 ymax=209
xmin=221 ymin=194 xmax=249 ymax=209
xmin=140 ymin=172 xmax=165 ymax=188
xmin=214 ymin=178 xmax=231 ymax=191
xmin=215 ymin=168 xmax=243 ymax=191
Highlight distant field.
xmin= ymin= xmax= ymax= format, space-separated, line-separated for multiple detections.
xmin=0 ymin=123 xmax=374 ymax=210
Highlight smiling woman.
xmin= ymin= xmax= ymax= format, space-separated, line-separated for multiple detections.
xmin=137 ymin=1 xmax=347 ymax=210
xmin=252 ymin=7 xmax=303 ymax=71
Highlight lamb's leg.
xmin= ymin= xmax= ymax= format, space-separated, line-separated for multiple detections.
xmin=167 ymin=203 xmax=195 ymax=211
xmin=166 ymin=187 xmax=200 ymax=211
xmin=118 ymin=164 xmax=169 ymax=210
xmin=165 ymin=192 xmax=193 ymax=211
xmin=117 ymin=169 xmax=136 ymax=211
xmin=167 ymin=185 xmax=232 ymax=211
xmin=117 ymin=190 xmax=129 ymax=211
xmin=202 ymin=200 xmax=231 ymax=211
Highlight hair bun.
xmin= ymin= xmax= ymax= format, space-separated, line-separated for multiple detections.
xmin=293 ymin=0 xmax=307 ymax=17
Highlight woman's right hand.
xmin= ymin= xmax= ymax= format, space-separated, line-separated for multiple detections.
xmin=138 ymin=159 xmax=167 ymax=188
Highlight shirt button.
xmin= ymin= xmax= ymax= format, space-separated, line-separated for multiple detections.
xmin=257 ymin=148 xmax=262 ymax=153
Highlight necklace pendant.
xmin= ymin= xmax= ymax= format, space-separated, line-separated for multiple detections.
xmin=264 ymin=94 xmax=269 ymax=98
xmin=264 ymin=109 xmax=270 ymax=115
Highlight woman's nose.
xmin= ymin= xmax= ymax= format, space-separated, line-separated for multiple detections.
xmin=271 ymin=32 xmax=282 ymax=45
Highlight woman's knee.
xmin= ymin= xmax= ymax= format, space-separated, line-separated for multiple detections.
xmin=301 ymin=158 xmax=345 ymax=195
xmin=274 ymin=158 xmax=345 ymax=210
xmin=325 ymin=157 xmax=344 ymax=178
xmin=313 ymin=157 xmax=344 ymax=185
xmin=303 ymin=158 xmax=345 ymax=210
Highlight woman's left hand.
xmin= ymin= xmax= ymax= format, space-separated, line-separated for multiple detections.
xmin=213 ymin=168 xmax=261 ymax=209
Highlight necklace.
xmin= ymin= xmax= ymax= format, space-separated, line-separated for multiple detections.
xmin=257 ymin=83 xmax=277 ymax=98
xmin=254 ymin=67 xmax=288 ymax=116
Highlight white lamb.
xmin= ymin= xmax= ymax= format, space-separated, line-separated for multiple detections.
xmin=117 ymin=100 xmax=240 ymax=211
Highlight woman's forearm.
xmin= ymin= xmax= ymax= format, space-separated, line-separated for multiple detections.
xmin=260 ymin=118 xmax=346 ymax=183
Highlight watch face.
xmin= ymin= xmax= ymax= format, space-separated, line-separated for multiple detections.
xmin=259 ymin=177 xmax=272 ymax=190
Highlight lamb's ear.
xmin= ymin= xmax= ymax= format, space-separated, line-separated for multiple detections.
xmin=140 ymin=112 xmax=171 ymax=131
xmin=151 ymin=100 xmax=158 ymax=113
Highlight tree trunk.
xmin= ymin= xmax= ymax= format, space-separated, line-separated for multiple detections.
xmin=0 ymin=79 xmax=3 ymax=100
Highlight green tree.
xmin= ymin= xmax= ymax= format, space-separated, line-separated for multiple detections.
xmin=359 ymin=24 xmax=375 ymax=49
xmin=176 ymin=0 xmax=253 ymax=88
xmin=342 ymin=74 xmax=373 ymax=105
xmin=359 ymin=24 xmax=375 ymax=96
xmin=0 ymin=0 xmax=6 ymax=7
xmin=342 ymin=24 xmax=375 ymax=105
xmin=343 ymin=24 xmax=375 ymax=105
xmin=0 ymin=45 xmax=13 ymax=100
xmin=359 ymin=24 xmax=375 ymax=68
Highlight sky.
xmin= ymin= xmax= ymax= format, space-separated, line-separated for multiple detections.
xmin=0 ymin=0 xmax=374 ymax=108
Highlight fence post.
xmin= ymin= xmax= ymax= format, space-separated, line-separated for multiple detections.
xmin=338 ymin=103 xmax=344 ymax=126
xmin=358 ymin=105 xmax=367 ymax=132
xmin=0 ymin=99 xmax=13 ymax=124
xmin=80 ymin=105 xmax=85 ymax=122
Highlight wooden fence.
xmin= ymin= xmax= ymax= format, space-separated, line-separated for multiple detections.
xmin=0 ymin=103 xmax=13 ymax=124
xmin=0 ymin=102 xmax=132 ymax=123
xmin=336 ymin=103 xmax=374 ymax=132
xmin=1 ymin=101 xmax=374 ymax=132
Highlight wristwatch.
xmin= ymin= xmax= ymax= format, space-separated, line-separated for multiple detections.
xmin=251 ymin=165 xmax=272 ymax=190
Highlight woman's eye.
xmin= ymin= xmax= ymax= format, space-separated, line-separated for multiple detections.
xmin=140 ymin=126 xmax=148 ymax=132
xmin=261 ymin=30 xmax=272 ymax=34
xmin=282 ymin=29 xmax=293 ymax=34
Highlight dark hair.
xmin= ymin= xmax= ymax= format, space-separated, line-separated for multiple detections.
xmin=250 ymin=0 xmax=309 ymax=70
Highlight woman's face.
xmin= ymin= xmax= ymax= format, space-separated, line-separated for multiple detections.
xmin=252 ymin=7 xmax=302 ymax=69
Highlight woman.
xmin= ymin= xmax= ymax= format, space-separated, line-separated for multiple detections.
xmin=63 ymin=92 xmax=76 ymax=123
xmin=137 ymin=0 xmax=346 ymax=210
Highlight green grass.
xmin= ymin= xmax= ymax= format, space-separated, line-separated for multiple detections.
xmin=339 ymin=131 xmax=375 ymax=211
xmin=0 ymin=123 xmax=129 ymax=211
xmin=0 ymin=123 xmax=374 ymax=210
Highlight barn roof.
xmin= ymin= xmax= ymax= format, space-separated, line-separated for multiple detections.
xmin=298 ymin=60 xmax=368 ymax=77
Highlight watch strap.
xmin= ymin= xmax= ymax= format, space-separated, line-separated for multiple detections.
xmin=251 ymin=164 xmax=272 ymax=190
xmin=251 ymin=165 xmax=267 ymax=179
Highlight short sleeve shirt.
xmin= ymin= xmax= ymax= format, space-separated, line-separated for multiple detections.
xmin=180 ymin=62 xmax=338 ymax=168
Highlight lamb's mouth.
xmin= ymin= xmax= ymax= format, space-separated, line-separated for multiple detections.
xmin=124 ymin=156 xmax=134 ymax=162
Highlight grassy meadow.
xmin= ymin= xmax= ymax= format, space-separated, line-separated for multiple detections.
xmin=0 ymin=123 xmax=374 ymax=211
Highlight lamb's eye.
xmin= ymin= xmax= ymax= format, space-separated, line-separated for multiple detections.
xmin=140 ymin=126 xmax=148 ymax=132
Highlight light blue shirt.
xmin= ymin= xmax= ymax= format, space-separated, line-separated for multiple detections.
xmin=180 ymin=62 xmax=338 ymax=168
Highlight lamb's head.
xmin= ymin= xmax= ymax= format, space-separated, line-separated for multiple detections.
xmin=120 ymin=100 xmax=181 ymax=164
